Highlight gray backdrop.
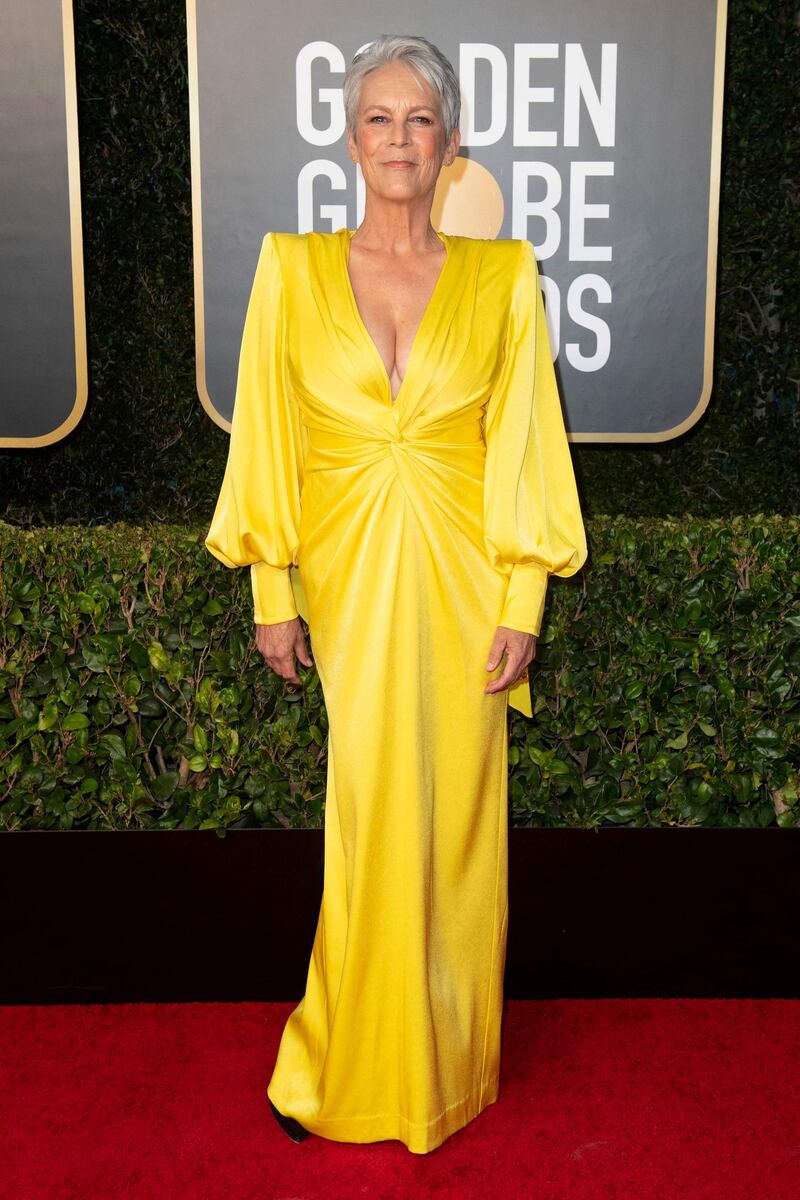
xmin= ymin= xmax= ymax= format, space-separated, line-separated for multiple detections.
xmin=191 ymin=0 xmax=726 ymax=442
xmin=0 ymin=2 xmax=726 ymax=445
xmin=0 ymin=0 xmax=85 ymax=446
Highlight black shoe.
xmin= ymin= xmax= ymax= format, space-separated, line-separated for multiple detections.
xmin=269 ymin=1098 xmax=311 ymax=1143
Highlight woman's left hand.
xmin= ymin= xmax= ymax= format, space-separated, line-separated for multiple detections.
xmin=484 ymin=626 xmax=537 ymax=696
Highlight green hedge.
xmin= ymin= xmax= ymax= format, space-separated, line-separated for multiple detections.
xmin=1 ymin=518 xmax=797 ymax=832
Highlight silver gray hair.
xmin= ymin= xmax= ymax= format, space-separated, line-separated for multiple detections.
xmin=343 ymin=35 xmax=461 ymax=145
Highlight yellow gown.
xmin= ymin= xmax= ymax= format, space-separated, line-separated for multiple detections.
xmin=205 ymin=227 xmax=587 ymax=1153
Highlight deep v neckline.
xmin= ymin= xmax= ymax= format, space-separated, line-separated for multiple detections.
xmin=339 ymin=227 xmax=451 ymax=407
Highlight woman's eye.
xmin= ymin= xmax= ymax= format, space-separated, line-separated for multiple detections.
xmin=367 ymin=115 xmax=432 ymax=124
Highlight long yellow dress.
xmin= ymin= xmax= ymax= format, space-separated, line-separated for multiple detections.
xmin=204 ymin=227 xmax=587 ymax=1154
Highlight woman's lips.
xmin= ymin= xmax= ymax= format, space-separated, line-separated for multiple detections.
xmin=383 ymin=161 xmax=415 ymax=168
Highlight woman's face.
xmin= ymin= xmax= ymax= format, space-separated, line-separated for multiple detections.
xmin=347 ymin=61 xmax=460 ymax=203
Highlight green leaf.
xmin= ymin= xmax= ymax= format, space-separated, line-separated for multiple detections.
xmin=152 ymin=773 xmax=178 ymax=801
xmin=63 ymin=712 xmax=90 ymax=730
xmin=193 ymin=724 xmax=208 ymax=753
xmin=98 ymin=733 xmax=127 ymax=761
xmin=148 ymin=641 xmax=171 ymax=672
xmin=82 ymin=647 xmax=108 ymax=673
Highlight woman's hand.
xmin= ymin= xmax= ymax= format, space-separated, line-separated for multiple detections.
xmin=484 ymin=625 xmax=536 ymax=696
xmin=255 ymin=617 xmax=314 ymax=686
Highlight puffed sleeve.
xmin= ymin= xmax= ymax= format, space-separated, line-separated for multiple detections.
xmin=483 ymin=239 xmax=587 ymax=635
xmin=205 ymin=232 xmax=308 ymax=624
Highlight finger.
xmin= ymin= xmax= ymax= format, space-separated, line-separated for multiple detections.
xmin=266 ymin=655 xmax=301 ymax=684
xmin=280 ymin=668 xmax=302 ymax=685
xmin=294 ymin=631 xmax=314 ymax=668
xmin=486 ymin=630 xmax=508 ymax=671
xmin=485 ymin=659 xmax=525 ymax=694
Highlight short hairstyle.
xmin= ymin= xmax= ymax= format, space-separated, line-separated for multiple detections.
xmin=343 ymin=34 xmax=461 ymax=145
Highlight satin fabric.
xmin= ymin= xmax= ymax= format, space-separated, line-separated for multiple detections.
xmin=205 ymin=228 xmax=587 ymax=1152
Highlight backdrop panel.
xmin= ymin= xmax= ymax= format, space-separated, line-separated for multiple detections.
xmin=188 ymin=0 xmax=728 ymax=441
xmin=0 ymin=0 xmax=86 ymax=447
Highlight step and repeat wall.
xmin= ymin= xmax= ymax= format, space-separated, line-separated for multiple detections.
xmin=2 ymin=0 xmax=728 ymax=447
xmin=0 ymin=0 xmax=86 ymax=448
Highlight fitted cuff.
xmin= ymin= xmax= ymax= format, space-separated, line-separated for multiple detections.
xmin=250 ymin=561 xmax=298 ymax=624
xmin=498 ymin=561 xmax=549 ymax=635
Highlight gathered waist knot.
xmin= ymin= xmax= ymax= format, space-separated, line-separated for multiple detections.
xmin=304 ymin=416 xmax=485 ymax=472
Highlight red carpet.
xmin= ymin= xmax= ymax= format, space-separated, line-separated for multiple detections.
xmin=1 ymin=999 xmax=799 ymax=1199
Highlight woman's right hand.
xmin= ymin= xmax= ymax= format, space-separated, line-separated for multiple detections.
xmin=255 ymin=618 xmax=314 ymax=686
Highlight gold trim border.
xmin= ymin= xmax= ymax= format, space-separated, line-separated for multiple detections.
xmin=187 ymin=1 xmax=729 ymax=443
xmin=1 ymin=0 xmax=88 ymax=448
xmin=186 ymin=0 xmax=228 ymax=431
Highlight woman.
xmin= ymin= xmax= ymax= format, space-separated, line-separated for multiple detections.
xmin=205 ymin=34 xmax=588 ymax=1154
